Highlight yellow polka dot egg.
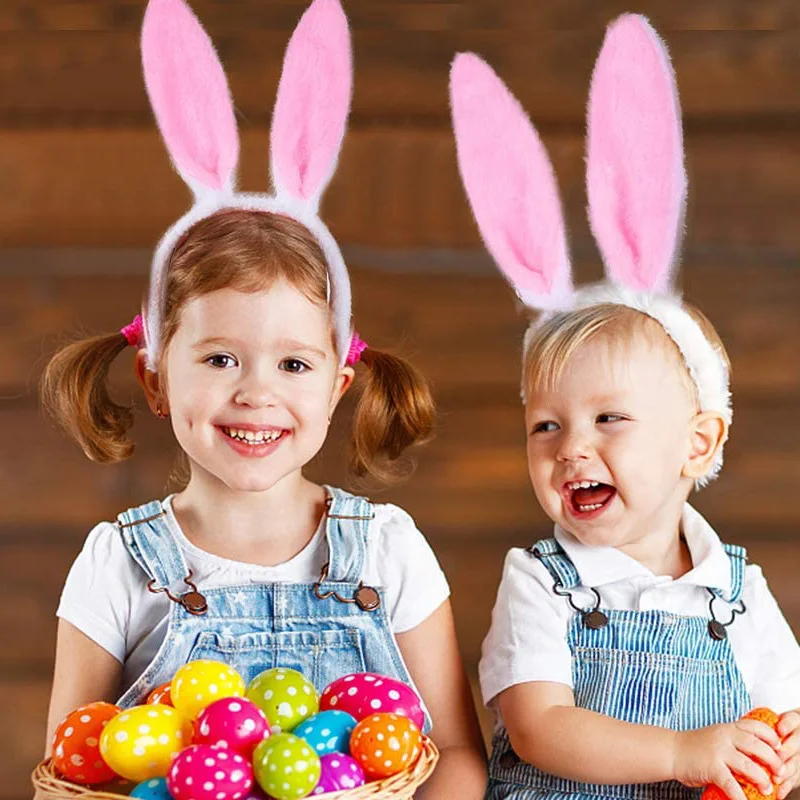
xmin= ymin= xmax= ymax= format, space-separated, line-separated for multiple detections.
xmin=99 ymin=704 xmax=192 ymax=782
xmin=171 ymin=659 xmax=246 ymax=720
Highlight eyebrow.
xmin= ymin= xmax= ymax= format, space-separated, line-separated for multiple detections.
xmin=192 ymin=336 xmax=327 ymax=360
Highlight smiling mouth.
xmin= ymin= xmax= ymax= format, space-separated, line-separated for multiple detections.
xmin=221 ymin=426 xmax=286 ymax=445
xmin=563 ymin=480 xmax=617 ymax=516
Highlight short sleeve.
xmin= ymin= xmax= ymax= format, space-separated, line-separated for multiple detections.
xmin=745 ymin=566 xmax=800 ymax=712
xmin=365 ymin=504 xmax=450 ymax=634
xmin=56 ymin=521 xmax=140 ymax=664
xmin=479 ymin=547 xmax=574 ymax=707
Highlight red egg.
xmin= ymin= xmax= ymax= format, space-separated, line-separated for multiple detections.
xmin=349 ymin=713 xmax=422 ymax=780
xmin=320 ymin=673 xmax=424 ymax=729
xmin=52 ymin=701 xmax=121 ymax=785
xmin=146 ymin=682 xmax=174 ymax=707
xmin=194 ymin=697 xmax=270 ymax=758
xmin=167 ymin=743 xmax=254 ymax=800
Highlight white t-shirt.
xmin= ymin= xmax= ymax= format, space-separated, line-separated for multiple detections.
xmin=58 ymin=495 xmax=450 ymax=692
xmin=480 ymin=504 xmax=800 ymax=722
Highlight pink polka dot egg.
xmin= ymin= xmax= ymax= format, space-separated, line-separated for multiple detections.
xmin=194 ymin=696 xmax=270 ymax=758
xmin=320 ymin=673 xmax=424 ymax=730
xmin=167 ymin=743 xmax=254 ymax=800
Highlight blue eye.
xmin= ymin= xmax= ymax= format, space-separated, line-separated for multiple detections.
xmin=280 ymin=358 xmax=310 ymax=374
xmin=205 ymin=354 xmax=237 ymax=369
xmin=533 ymin=421 xmax=559 ymax=434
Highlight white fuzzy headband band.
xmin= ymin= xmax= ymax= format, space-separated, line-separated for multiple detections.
xmin=450 ymin=14 xmax=731 ymax=485
xmin=141 ymin=0 xmax=354 ymax=367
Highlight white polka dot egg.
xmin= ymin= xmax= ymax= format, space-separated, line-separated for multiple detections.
xmin=320 ymin=673 xmax=424 ymax=729
xmin=194 ymin=696 xmax=270 ymax=758
xmin=167 ymin=743 xmax=254 ymax=800
xmin=245 ymin=668 xmax=318 ymax=734
xmin=253 ymin=732 xmax=321 ymax=800
xmin=171 ymin=660 xmax=246 ymax=721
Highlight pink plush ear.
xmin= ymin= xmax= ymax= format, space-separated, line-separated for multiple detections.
xmin=141 ymin=0 xmax=239 ymax=194
xmin=450 ymin=53 xmax=572 ymax=310
xmin=587 ymin=14 xmax=686 ymax=294
xmin=270 ymin=0 xmax=352 ymax=209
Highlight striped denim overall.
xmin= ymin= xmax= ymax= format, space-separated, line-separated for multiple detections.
xmin=487 ymin=538 xmax=751 ymax=800
xmin=113 ymin=486 xmax=432 ymax=733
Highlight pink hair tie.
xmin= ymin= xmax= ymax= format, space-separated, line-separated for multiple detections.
xmin=346 ymin=331 xmax=368 ymax=366
xmin=120 ymin=314 xmax=144 ymax=347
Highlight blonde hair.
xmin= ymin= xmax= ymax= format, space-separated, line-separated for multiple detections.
xmin=41 ymin=210 xmax=435 ymax=482
xmin=522 ymin=302 xmax=730 ymax=404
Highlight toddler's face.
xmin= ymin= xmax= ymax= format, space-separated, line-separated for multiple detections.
xmin=525 ymin=332 xmax=698 ymax=555
xmin=161 ymin=281 xmax=352 ymax=494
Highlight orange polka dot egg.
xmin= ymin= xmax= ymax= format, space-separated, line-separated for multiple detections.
xmin=52 ymin=701 xmax=121 ymax=785
xmin=349 ymin=712 xmax=422 ymax=780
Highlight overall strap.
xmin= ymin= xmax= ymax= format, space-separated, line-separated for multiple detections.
xmin=323 ymin=485 xmax=374 ymax=584
xmin=117 ymin=500 xmax=191 ymax=590
xmin=709 ymin=543 xmax=748 ymax=604
xmin=527 ymin=537 xmax=581 ymax=590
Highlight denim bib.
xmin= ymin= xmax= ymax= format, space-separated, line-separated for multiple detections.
xmin=114 ymin=485 xmax=431 ymax=733
xmin=487 ymin=539 xmax=751 ymax=800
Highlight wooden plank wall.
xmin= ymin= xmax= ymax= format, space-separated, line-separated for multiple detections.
xmin=2 ymin=3 xmax=800 ymax=797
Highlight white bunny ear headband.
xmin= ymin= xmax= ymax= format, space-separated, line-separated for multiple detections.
xmin=131 ymin=0 xmax=362 ymax=368
xmin=450 ymin=13 xmax=731 ymax=484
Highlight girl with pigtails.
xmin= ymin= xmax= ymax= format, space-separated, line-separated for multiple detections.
xmin=450 ymin=14 xmax=800 ymax=800
xmin=40 ymin=0 xmax=487 ymax=794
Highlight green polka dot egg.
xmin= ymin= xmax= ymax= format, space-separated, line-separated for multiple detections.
xmin=253 ymin=733 xmax=321 ymax=800
xmin=246 ymin=668 xmax=318 ymax=733
xmin=170 ymin=659 xmax=246 ymax=720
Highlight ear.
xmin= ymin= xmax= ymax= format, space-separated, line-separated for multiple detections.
xmin=586 ymin=14 xmax=686 ymax=294
xmin=449 ymin=53 xmax=573 ymax=311
xmin=134 ymin=349 xmax=169 ymax=417
xmin=329 ymin=365 xmax=355 ymax=418
xmin=682 ymin=411 xmax=728 ymax=481
xmin=270 ymin=0 xmax=352 ymax=212
xmin=141 ymin=0 xmax=239 ymax=197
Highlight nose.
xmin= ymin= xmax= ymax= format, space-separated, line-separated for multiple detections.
xmin=556 ymin=427 xmax=592 ymax=463
xmin=233 ymin=367 xmax=279 ymax=408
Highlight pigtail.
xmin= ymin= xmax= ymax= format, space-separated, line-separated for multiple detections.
xmin=40 ymin=332 xmax=136 ymax=463
xmin=349 ymin=348 xmax=436 ymax=483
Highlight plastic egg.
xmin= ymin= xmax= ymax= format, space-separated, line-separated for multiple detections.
xmin=349 ymin=713 xmax=422 ymax=780
xmin=320 ymin=673 xmax=424 ymax=729
xmin=99 ymin=704 xmax=192 ymax=782
xmin=246 ymin=668 xmax=318 ymax=733
xmin=171 ymin=660 xmax=246 ymax=720
xmin=253 ymin=732 xmax=321 ymax=800
xmin=147 ymin=682 xmax=174 ymax=707
xmin=194 ymin=696 xmax=270 ymax=758
xmin=292 ymin=710 xmax=356 ymax=757
xmin=52 ymin=701 xmax=121 ymax=785
xmin=167 ymin=743 xmax=254 ymax=800
xmin=311 ymin=753 xmax=365 ymax=794
xmin=131 ymin=776 xmax=174 ymax=800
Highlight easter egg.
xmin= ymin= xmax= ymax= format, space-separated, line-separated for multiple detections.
xmin=292 ymin=710 xmax=356 ymax=757
xmin=320 ymin=673 xmax=424 ymax=730
xmin=246 ymin=668 xmax=318 ymax=733
xmin=194 ymin=696 xmax=270 ymax=758
xmin=131 ymin=776 xmax=174 ymax=800
xmin=171 ymin=660 xmax=246 ymax=720
xmin=147 ymin=682 xmax=174 ymax=707
xmin=52 ymin=701 xmax=121 ymax=785
xmin=349 ymin=713 xmax=422 ymax=780
xmin=253 ymin=732 xmax=321 ymax=800
xmin=99 ymin=704 xmax=192 ymax=782
xmin=167 ymin=743 xmax=254 ymax=800
xmin=311 ymin=753 xmax=365 ymax=795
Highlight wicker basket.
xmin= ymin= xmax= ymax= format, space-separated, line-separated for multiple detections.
xmin=33 ymin=736 xmax=439 ymax=800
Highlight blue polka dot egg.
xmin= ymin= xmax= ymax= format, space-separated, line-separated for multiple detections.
xmin=130 ymin=777 xmax=173 ymax=800
xmin=292 ymin=710 xmax=356 ymax=756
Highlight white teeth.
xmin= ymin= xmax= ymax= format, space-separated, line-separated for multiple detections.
xmin=578 ymin=503 xmax=603 ymax=512
xmin=567 ymin=480 xmax=601 ymax=491
xmin=224 ymin=427 xmax=282 ymax=444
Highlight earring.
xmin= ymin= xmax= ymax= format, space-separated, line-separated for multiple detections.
xmin=156 ymin=403 xmax=168 ymax=419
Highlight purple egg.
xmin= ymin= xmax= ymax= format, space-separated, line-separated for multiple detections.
xmin=311 ymin=754 xmax=365 ymax=795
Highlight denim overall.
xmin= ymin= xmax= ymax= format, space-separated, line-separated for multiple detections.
xmin=113 ymin=486 xmax=431 ymax=733
xmin=487 ymin=537 xmax=751 ymax=800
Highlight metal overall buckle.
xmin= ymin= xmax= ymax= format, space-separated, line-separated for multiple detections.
xmin=147 ymin=570 xmax=208 ymax=616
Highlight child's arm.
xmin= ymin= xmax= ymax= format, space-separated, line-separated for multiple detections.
xmin=43 ymin=620 xmax=123 ymax=758
xmin=499 ymin=680 xmax=784 ymax=800
xmin=396 ymin=599 xmax=488 ymax=800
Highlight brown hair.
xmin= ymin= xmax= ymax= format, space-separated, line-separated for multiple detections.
xmin=41 ymin=210 xmax=435 ymax=481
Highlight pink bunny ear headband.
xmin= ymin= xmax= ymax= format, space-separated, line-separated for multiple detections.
xmin=450 ymin=14 xmax=730 ymax=484
xmin=135 ymin=0 xmax=363 ymax=368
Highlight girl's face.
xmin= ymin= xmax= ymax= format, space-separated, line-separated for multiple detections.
xmin=159 ymin=281 xmax=353 ymax=494
xmin=525 ymin=333 xmax=699 ymax=558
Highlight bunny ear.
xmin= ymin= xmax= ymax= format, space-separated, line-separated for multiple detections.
xmin=587 ymin=14 xmax=686 ymax=294
xmin=270 ymin=0 xmax=352 ymax=212
xmin=141 ymin=0 xmax=239 ymax=197
xmin=450 ymin=53 xmax=573 ymax=310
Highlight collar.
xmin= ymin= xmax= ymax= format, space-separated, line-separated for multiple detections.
xmin=552 ymin=503 xmax=732 ymax=594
